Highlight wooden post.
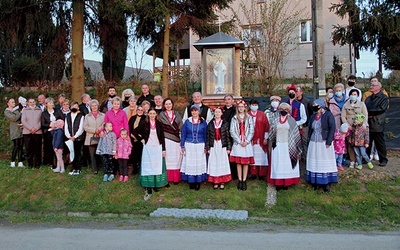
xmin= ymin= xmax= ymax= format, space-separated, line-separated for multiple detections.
xmin=71 ymin=0 xmax=85 ymax=102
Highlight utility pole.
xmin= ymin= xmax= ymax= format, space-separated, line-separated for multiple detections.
xmin=311 ymin=0 xmax=325 ymax=100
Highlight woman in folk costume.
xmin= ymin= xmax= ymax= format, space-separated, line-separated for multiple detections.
xmin=248 ymin=99 xmax=270 ymax=180
xmin=180 ymin=104 xmax=208 ymax=191
xmin=206 ymin=107 xmax=232 ymax=190
xmin=306 ymin=99 xmax=337 ymax=193
xmin=268 ymin=103 xmax=302 ymax=190
xmin=132 ymin=108 xmax=167 ymax=201
xmin=230 ymin=100 xmax=255 ymax=191
xmin=158 ymin=98 xmax=183 ymax=184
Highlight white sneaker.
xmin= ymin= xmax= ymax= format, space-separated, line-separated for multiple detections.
xmin=17 ymin=162 xmax=24 ymax=167
xmin=73 ymin=170 xmax=81 ymax=175
xmin=53 ymin=168 xmax=60 ymax=173
xmin=373 ymin=154 xmax=379 ymax=161
xmin=68 ymin=170 xmax=75 ymax=175
xmin=10 ymin=162 xmax=15 ymax=168
xmin=60 ymin=169 xmax=65 ymax=174
xmin=349 ymin=162 xmax=355 ymax=168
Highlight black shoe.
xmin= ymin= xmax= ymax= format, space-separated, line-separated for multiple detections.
xmin=189 ymin=183 xmax=195 ymax=189
xmin=213 ymin=185 xmax=219 ymax=190
xmin=166 ymin=184 xmax=171 ymax=188
xmin=242 ymin=180 xmax=247 ymax=191
xmin=379 ymin=161 xmax=387 ymax=167
xmin=153 ymin=188 xmax=160 ymax=192
xmin=312 ymin=184 xmax=319 ymax=190
xmin=195 ymin=183 xmax=200 ymax=191
xmin=237 ymin=181 xmax=242 ymax=190
xmin=324 ymin=184 xmax=331 ymax=193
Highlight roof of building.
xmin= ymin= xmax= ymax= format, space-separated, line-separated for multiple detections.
xmin=193 ymin=32 xmax=245 ymax=51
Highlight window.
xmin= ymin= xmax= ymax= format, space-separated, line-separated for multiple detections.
xmin=242 ymin=25 xmax=263 ymax=47
xmin=300 ymin=20 xmax=312 ymax=43
xmin=307 ymin=60 xmax=313 ymax=68
xmin=258 ymin=0 xmax=265 ymax=3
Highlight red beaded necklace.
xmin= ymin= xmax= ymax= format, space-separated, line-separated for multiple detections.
xmin=166 ymin=110 xmax=175 ymax=123
xmin=279 ymin=115 xmax=288 ymax=124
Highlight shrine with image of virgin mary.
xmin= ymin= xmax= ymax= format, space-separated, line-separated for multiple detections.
xmin=193 ymin=32 xmax=245 ymax=104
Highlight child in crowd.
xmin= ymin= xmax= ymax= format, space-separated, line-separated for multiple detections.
xmin=96 ymin=122 xmax=117 ymax=181
xmin=349 ymin=114 xmax=373 ymax=170
xmin=116 ymin=129 xmax=132 ymax=182
xmin=49 ymin=119 xmax=66 ymax=173
xmin=333 ymin=123 xmax=349 ymax=171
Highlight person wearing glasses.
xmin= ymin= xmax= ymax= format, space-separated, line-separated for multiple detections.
xmin=364 ymin=76 xmax=389 ymax=167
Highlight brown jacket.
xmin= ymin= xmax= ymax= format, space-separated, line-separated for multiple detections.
xmin=21 ymin=106 xmax=42 ymax=134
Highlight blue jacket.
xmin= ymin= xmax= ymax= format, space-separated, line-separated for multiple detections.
xmin=180 ymin=118 xmax=207 ymax=148
xmin=51 ymin=129 xmax=64 ymax=149
xmin=308 ymin=109 xmax=335 ymax=146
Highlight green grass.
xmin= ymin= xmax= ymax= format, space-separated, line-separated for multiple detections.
xmin=0 ymin=160 xmax=399 ymax=231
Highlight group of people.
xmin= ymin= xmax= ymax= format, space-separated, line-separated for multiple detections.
xmin=4 ymin=77 xmax=389 ymax=202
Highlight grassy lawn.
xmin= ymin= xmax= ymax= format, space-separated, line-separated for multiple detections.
xmin=0 ymin=159 xmax=399 ymax=231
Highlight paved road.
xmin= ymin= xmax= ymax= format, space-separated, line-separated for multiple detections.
xmin=1 ymin=226 xmax=399 ymax=250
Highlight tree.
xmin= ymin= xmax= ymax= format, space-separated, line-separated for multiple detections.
xmin=331 ymin=0 xmax=400 ymax=72
xmin=0 ymin=0 xmax=70 ymax=86
xmin=131 ymin=0 xmax=234 ymax=97
xmin=237 ymin=0 xmax=305 ymax=94
xmin=97 ymin=0 xmax=129 ymax=83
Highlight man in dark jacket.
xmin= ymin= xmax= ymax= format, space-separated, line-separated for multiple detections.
xmin=365 ymin=79 xmax=389 ymax=166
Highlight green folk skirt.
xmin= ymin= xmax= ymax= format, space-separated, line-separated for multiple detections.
xmin=139 ymin=158 xmax=168 ymax=188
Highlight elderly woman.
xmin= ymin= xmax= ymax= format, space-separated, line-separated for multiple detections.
xmin=123 ymin=96 xmax=137 ymax=120
xmin=128 ymin=106 xmax=146 ymax=175
xmin=306 ymin=99 xmax=337 ymax=193
xmin=121 ymin=88 xmax=135 ymax=109
xmin=41 ymin=97 xmax=64 ymax=169
xmin=180 ymin=104 xmax=208 ymax=191
xmin=158 ymin=98 xmax=183 ymax=184
xmin=83 ymin=99 xmax=105 ymax=174
xmin=330 ymin=83 xmax=345 ymax=129
xmin=341 ymin=89 xmax=368 ymax=168
xmin=104 ymin=97 xmax=129 ymax=138
xmin=4 ymin=98 xmax=24 ymax=167
xmin=60 ymin=99 xmax=70 ymax=118
xmin=268 ymin=103 xmax=301 ymax=190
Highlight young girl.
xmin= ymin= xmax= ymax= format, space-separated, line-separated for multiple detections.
xmin=96 ymin=122 xmax=117 ymax=181
xmin=50 ymin=119 xmax=65 ymax=173
xmin=206 ymin=107 xmax=232 ymax=190
xmin=132 ymin=108 xmax=167 ymax=200
xmin=349 ymin=114 xmax=373 ymax=170
xmin=230 ymin=100 xmax=255 ymax=191
xmin=116 ymin=129 xmax=132 ymax=182
xmin=4 ymin=97 xmax=24 ymax=168
xmin=334 ymin=123 xmax=349 ymax=171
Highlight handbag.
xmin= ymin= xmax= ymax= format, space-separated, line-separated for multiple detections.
xmin=90 ymin=133 xmax=100 ymax=145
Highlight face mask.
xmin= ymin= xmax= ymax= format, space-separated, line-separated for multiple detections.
xmin=335 ymin=92 xmax=343 ymax=97
xmin=250 ymin=105 xmax=258 ymax=111
xmin=271 ymin=101 xmax=279 ymax=108
xmin=125 ymin=97 xmax=130 ymax=101
xmin=70 ymin=108 xmax=78 ymax=113
xmin=327 ymin=93 xmax=334 ymax=99
xmin=288 ymin=93 xmax=295 ymax=99
xmin=280 ymin=110 xmax=288 ymax=116
xmin=348 ymin=81 xmax=355 ymax=87
xmin=109 ymin=94 xmax=116 ymax=98
xmin=312 ymin=106 xmax=320 ymax=112
xmin=349 ymin=95 xmax=357 ymax=101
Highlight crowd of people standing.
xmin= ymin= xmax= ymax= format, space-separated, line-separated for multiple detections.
xmin=4 ymin=76 xmax=389 ymax=202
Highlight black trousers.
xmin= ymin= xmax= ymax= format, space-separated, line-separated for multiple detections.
xmin=72 ymin=140 xmax=84 ymax=171
xmin=102 ymin=154 xmax=114 ymax=175
xmin=367 ymin=131 xmax=388 ymax=164
xmin=11 ymin=138 xmax=24 ymax=162
xmin=118 ymin=159 xmax=129 ymax=176
xmin=43 ymin=132 xmax=55 ymax=166
xmin=24 ymin=134 xmax=42 ymax=168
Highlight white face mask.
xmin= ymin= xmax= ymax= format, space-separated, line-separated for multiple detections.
xmin=327 ymin=93 xmax=334 ymax=99
xmin=271 ymin=101 xmax=279 ymax=108
xmin=250 ymin=105 xmax=258 ymax=111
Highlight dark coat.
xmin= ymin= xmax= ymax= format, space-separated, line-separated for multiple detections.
xmin=365 ymin=90 xmax=389 ymax=132
xmin=206 ymin=119 xmax=232 ymax=151
xmin=132 ymin=119 xmax=166 ymax=151
xmin=308 ymin=109 xmax=335 ymax=146
xmin=41 ymin=109 xmax=64 ymax=133
xmin=79 ymin=103 xmax=90 ymax=116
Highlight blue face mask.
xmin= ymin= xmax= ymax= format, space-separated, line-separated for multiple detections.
xmin=327 ymin=93 xmax=334 ymax=99
xmin=335 ymin=92 xmax=343 ymax=97
xmin=349 ymin=95 xmax=357 ymax=101
xmin=250 ymin=105 xmax=258 ymax=111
